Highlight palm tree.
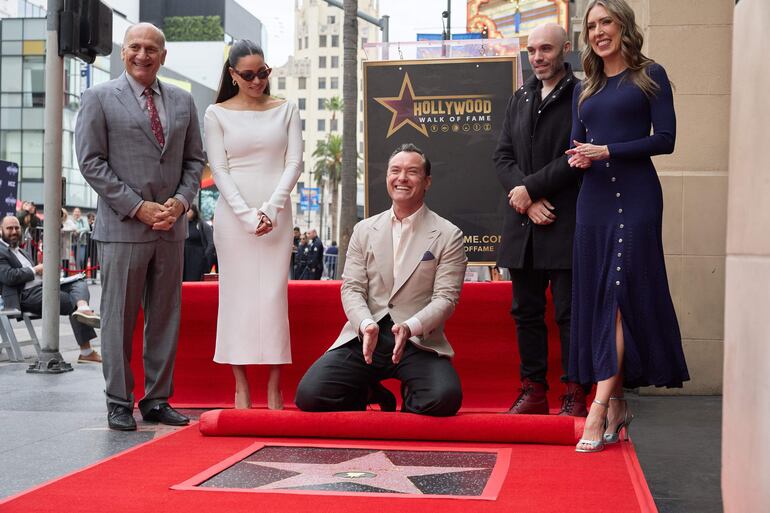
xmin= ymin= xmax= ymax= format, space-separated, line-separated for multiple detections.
xmin=312 ymin=134 xmax=343 ymax=242
xmin=339 ymin=0 xmax=359 ymax=279
xmin=324 ymin=96 xmax=343 ymax=129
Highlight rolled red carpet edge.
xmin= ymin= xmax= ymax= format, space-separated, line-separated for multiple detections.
xmin=199 ymin=409 xmax=586 ymax=445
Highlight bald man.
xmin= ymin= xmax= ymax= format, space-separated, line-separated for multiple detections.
xmin=76 ymin=23 xmax=204 ymax=430
xmin=306 ymin=228 xmax=324 ymax=279
xmin=493 ymin=23 xmax=589 ymax=416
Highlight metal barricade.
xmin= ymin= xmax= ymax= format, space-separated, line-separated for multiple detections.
xmin=322 ymin=252 xmax=338 ymax=280
xmin=17 ymin=225 xmax=100 ymax=281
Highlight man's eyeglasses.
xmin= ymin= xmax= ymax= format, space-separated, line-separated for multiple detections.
xmin=232 ymin=67 xmax=272 ymax=82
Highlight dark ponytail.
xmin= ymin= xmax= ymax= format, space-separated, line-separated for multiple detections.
xmin=214 ymin=39 xmax=270 ymax=104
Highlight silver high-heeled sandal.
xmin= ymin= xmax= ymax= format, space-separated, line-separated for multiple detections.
xmin=575 ymin=398 xmax=609 ymax=453
xmin=604 ymin=396 xmax=634 ymax=443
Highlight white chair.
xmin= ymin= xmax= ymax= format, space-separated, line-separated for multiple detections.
xmin=0 ymin=309 xmax=42 ymax=362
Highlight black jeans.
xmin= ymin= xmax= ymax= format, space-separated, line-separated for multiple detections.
xmin=508 ymin=244 xmax=572 ymax=386
xmin=295 ymin=317 xmax=462 ymax=416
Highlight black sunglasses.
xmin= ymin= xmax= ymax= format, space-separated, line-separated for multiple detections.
xmin=232 ymin=66 xmax=272 ymax=82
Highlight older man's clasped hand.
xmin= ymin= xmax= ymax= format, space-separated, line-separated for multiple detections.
xmin=136 ymin=197 xmax=185 ymax=231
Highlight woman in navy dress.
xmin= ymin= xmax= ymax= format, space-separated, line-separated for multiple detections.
xmin=566 ymin=0 xmax=689 ymax=453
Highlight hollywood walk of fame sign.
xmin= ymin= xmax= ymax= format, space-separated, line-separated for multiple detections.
xmin=364 ymin=57 xmax=519 ymax=264
xmin=174 ymin=442 xmax=511 ymax=500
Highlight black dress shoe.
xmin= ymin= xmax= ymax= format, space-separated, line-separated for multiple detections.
xmin=108 ymin=405 xmax=137 ymax=431
xmin=367 ymin=382 xmax=396 ymax=412
xmin=142 ymin=403 xmax=190 ymax=426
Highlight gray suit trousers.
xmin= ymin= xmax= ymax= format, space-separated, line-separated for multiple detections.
xmin=99 ymin=239 xmax=183 ymax=415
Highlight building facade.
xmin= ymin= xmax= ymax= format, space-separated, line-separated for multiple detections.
xmin=467 ymin=0 xmax=570 ymax=40
xmin=0 ymin=16 xmax=110 ymax=208
xmin=272 ymin=0 xmax=379 ymax=240
xmin=139 ymin=0 xmax=265 ymax=46
xmin=0 ymin=0 xmax=45 ymax=19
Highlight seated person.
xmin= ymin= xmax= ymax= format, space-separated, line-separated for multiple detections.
xmin=295 ymin=144 xmax=467 ymax=416
xmin=0 ymin=216 xmax=102 ymax=363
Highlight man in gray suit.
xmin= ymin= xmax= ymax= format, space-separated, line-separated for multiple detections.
xmin=295 ymin=144 xmax=467 ymax=416
xmin=75 ymin=23 xmax=204 ymax=430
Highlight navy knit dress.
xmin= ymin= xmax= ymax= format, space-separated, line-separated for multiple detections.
xmin=568 ymin=64 xmax=689 ymax=388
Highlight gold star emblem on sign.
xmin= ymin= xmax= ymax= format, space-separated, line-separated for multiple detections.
xmin=374 ymin=73 xmax=429 ymax=138
xmin=374 ymin=73 xmax=493 ymax=139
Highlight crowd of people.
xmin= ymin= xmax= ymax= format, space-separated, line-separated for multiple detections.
xmin=11 ymin=201 xmax=101 ymax=280
xmin=291 ymin=227 xmax=337 ymax=280
xmin=181 ymin=219 xmax=340 ymax=282
xmin=13 ymin=0 xmax=688 ymax=458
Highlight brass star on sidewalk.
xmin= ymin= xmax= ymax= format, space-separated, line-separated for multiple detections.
xmin=247 ymin=450 xmax=486 ymax=494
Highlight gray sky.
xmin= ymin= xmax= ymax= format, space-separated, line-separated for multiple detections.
xmin=236 ymin=0 xmax=469 ymax=67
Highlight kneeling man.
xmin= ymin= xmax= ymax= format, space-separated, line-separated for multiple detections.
xmin=295 ymin=144 xmax=467 ymax=416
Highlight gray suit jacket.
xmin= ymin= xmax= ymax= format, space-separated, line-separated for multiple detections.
xmin=75 ymin=73 xmax=205 ymax=243
xmin=330 ymin=206 xmax=467 ymax=358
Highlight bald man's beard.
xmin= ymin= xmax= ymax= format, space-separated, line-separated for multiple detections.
xmin=534 ymin=52 xmax=566 ymax=82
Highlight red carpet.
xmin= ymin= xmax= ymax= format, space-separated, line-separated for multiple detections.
xmin=133 ymin=281 xmax=572 ymax=410
xmin=199 ymin=409 xmax=583 ymax=445
xmin=0 ymin=418 xmax=657 ymax=513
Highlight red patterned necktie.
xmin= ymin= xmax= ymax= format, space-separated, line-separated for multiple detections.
xmin=144 ymin=87 xmax=165 ymax=148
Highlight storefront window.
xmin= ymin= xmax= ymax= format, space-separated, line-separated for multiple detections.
xmin=22 ymin=56 xmax=44 ymax=107
xmin=2 ymin=19 xmax=23 ymax=40
xmin=0 ymin=107 xmax=21 ymax=129
xmin=0 ymin=130 xmax=22 ymax=164
xmin=1 ymin=57 xmax=22 ymax=92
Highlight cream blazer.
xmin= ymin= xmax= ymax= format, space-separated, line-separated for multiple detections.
xmin=329 ymin=206 xmax=467 ymax=357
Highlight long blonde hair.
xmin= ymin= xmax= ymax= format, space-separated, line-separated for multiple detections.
xmin=578 ymin=0 xmax=659 ymax=108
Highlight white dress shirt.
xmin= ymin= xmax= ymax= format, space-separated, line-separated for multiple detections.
xmin=124 ymin=73 xmax=189 ymax=217
xmin=359 ymin=205 xmax=426 ymax=338
xmin=2 ymin=241 xmax=41 ymax=290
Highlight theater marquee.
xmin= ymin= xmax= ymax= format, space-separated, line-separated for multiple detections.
xmin=364 ymin=57 xmax=518 ymax=264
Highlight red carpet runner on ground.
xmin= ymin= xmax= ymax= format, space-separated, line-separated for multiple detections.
xmin=0 ymin=413 xmax=657 ymax=513
xmin=199 ymin=409 xmax=583 ymax=445
xmin=133 ymin=281 xmax=571 ymax=410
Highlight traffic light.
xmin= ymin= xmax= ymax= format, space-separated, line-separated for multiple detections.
xmin=59 ymin=0 xmax=112 ymax=64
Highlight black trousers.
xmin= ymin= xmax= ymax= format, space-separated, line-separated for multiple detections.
xmin=21 ymin=280 xmax=97 ymax=348
xmin=508 ymin=242 xmax=572 ymax=386
xmin=295 ymin=317 xmax=462 ymax=416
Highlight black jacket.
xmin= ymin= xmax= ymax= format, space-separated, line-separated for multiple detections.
xmin=307 ymin=237 xmax=324 ymax=277
xmin=493 ymin=63 xmax=580 ymax=270
xmin=0 ymin=243 xmax=36 ymax=310
xmin=197 ymin=220 xmax=216 ymax=271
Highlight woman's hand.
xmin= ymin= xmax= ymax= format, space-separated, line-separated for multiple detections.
xmin=569 ymin=140 xmax=610 ymax=160
xmin=566 ymin=152 xmax=592 ymax=169
xmin=255 ymin=213 xmax=273 ymax=236
xmin=565 ymin=140 xmax=603 ymax=169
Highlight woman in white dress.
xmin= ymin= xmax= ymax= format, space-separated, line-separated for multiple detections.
xmin=204 ymin=40 xmax=302 ymax=409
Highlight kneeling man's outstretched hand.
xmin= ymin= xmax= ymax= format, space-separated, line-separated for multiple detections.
xmin=362 ymin=323 xmax=379 ymax=364
xmin=391 ymin=323 xmax=411 ymax=364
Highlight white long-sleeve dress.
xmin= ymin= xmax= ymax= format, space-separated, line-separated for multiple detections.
xmin=203 ymin=101 xmax=302 ymax=364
